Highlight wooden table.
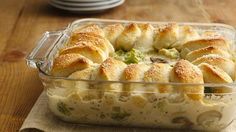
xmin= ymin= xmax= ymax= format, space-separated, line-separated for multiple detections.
xmin=0 ymin=0 xmax=236 ymax=131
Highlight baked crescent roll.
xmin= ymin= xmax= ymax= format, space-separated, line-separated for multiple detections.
xmin=198 ymin=63 xmax=233 ymax=93
xmin=51 ymin=53 xmax=93 ymax=77
xmin=133 ymin=23 xmax=154 ymax=52
xmin=115 ymin=23 xmax=142 ymax=51
xmin=67 ymin=67 xmax=102 ymax=100
xmin=60 ymin=42 xmax=107 ymax=63
xmin=198 ymin=63 xmax=233 ymax=83
xmin=172 ymin=25 xmax=199 ymax=50
xmin=97 ymin=58 xmax=127 ymax=91
xmin=182 ymin=37 xmax=229 ymax=52
xmin=192 ymin=54 xmax=235 ymax=79
xmin=121 ymin=64 xmax=150 ymax=94
xmin=103 ymin=24 xmax=124 ymax=45
xmin=186 ymin=46 xmax=231 ymax=62
xmin=153 ymin=23 xmax=179 ymax=50
xmin=68 ymin=32 xmax=114 ymax=55
xmin=74 ymin=24 xmax=105 ymax=37
xmin=67 ymin=67 xmax=96 ymax=88
xmin=170 ymin=59 xmax=204 ymax=100
xmin=144 ymin=63 xmax=172 ymax=93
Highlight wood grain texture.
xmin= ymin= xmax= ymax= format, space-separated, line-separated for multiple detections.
xmin=201 ymin=0 xmax=236 ymax=25
xmin=0 ymin=0 xmax=235 ymax=131
xmin=0 ymin=0 xmax=26 ymax=54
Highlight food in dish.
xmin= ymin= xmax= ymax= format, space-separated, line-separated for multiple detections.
xmin=47 ymin=22 xmax=236 ymax=130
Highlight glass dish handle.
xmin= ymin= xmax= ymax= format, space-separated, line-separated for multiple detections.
xmin=26 ymin=30 xmax=63 ymax=68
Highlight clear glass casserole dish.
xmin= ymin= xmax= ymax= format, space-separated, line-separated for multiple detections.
xmin=26 ymin=18 xmax=236 ymax=131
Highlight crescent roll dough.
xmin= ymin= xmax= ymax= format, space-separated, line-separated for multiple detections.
xmin=144 ymin=63 xmax=172 ymax=93
xmin=153 ymin=23 xmax=179 ymax=50
xmin=51 ymin=22 xmax=235 ymax=100
xmin=170 ymin=59 xmax=204 ymax=100
xmin=97 ymin=58 xmax=127 ymax=91
xmin=186 ymin=46 xmax=231 ymax=62
xmin=67 ymin=67 xmax=102 ymax=100
xmin=133 ymin=23 xmax=154 ymax=52
xmin=60 ymin=42 xmax=107 ymax=63
xmin=121 ymin=64 xmax=150 ymax=94
xmin=172 ymin=25 xmax=199 ymax=50
xmin=198 ymin=63 xmax=233 ymax=93
xmin=103 ymin=24 xmax=124 ymax=45
xmin=51 ymin=53 xmax=93 ymax=77
xmin=192 ymin=54 xmax=235 ymax=79
xmin=115 ymin=23 xmax=142 ymax=51
xmin=68 ymin=32 xmax=114 ymax=55
xmin=74 ymin=24 xmax=105 ymax=37
xmin=182 ymin=37 xmax=229 ymax=52
xmin=198 ymin=63 xmax=233 ymax=83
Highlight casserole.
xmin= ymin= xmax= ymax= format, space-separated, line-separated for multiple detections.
xmin=26 ymin=18 xmax=236 ymax=131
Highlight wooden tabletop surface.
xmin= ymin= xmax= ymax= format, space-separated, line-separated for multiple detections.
xmin=0 ymin=0 xmax=236 ymax=131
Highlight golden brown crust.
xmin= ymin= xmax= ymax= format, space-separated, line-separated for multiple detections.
xmin=173 ymin=26 xmax=199 ymax=49
xmin=171 ymin=60 xmax=203 ymax=83
xmin=74 ymin=24 xmax=105 ymax=37
xmin=144 ymin=63 xmax=171 ymax=82
xmin=144 ymin=63 xmax=172 ymax=93
xmin=60 ymin=42 xmax=106 ymax=63
xmin=115 ymin=23 xmax=142 ymax=51
xmin=97 ymin=58 xmax=127 ymax=91
xmin=192 ymin=54 xmax=235 ymax=79
xmin=103 ymin=24 xmax=124 ymax=45
xmin=153 ymin=23 xmax=179 ymax=50
xmin=182 ymin=38 xmax=229 ymax=51
xmin=186 ymin=46 xmax=231 ymax=61
xmin=51 ymin=23 xmax=235 ymax=97
xmin=123 ymin=64 xmax=142 ymax=81
xmin=68 ymin=32 xmax=114 ymax=54
xmin=98 ymin=58 xmax=127 ymax=81
xmin=170 ymin=59 xmax=204 ymax=100
xmin=68 ymin=67 xmax=95 ymax=80
xmin=121 ymin=64 xmax=150 ymax=95
xmin=198 ymin=63 xmax=233 ymax=83
xmin=134 ymin=23 xmax=154 ymax=51
xmin=51 ymin=53 xmax=93 ymax=77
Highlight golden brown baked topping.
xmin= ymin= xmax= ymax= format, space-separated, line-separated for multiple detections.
xmin=74 ymin=24 xmax=105 ymax=37
xmin=51 ymin=53 xmax=93 ymax=77
xmin=115 ymin=23 xmax=142 ymax=51
xmin=171 ymin=59 xmax=203 ymax=83
xmin=170 ymin=59 xmax=204 ymax=100
xmin=186 ymin=46 xmax=231 ymax=61
xmin=51 ymin=22 xmax=235 ymax=97
xmin=103 ymin=24 xmax=124 ymax=45
xmin=192 ymin=54 xmax=235 ymax=79
xmin=199 ymin=63 xmax=233 ymax=83
xmin=60 ymin=43 xmax=107 ymax=63
xmin=182 ymin=38 xmax=229 ymax=51
xmin=98 ymin=58 xmax=126 ymax=81
xmin=154 ymin=23 xmax=179 ymax=50
xmin=68 ymin=32 xmax=113 ymax=54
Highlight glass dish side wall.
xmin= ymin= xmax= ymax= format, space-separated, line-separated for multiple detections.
xmin=40 ymin=73 xmax=236 ymax=131
xmin=26 ymin=19 xmax=236 ymax=131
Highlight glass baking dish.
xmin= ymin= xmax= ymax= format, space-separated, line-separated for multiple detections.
xmin=26 ymin=18 xmax=236 ymax=131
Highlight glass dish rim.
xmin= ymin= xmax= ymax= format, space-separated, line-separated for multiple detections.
xmin=28 ymin=18 xmax=236 ymax=87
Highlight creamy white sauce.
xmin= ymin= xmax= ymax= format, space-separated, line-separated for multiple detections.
xmin=47 ymin=87 xmax=236 ymax=131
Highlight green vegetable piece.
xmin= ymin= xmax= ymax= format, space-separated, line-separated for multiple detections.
xmin=159 ymin=48 xmax=179 ymax=59
xmin=111 ymin=106 xmax=131 ymax=121
xmin=57 ymin=101 xmax=72 ymax=116
xmin=114 ymin=49 xmax=144 ymax=64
